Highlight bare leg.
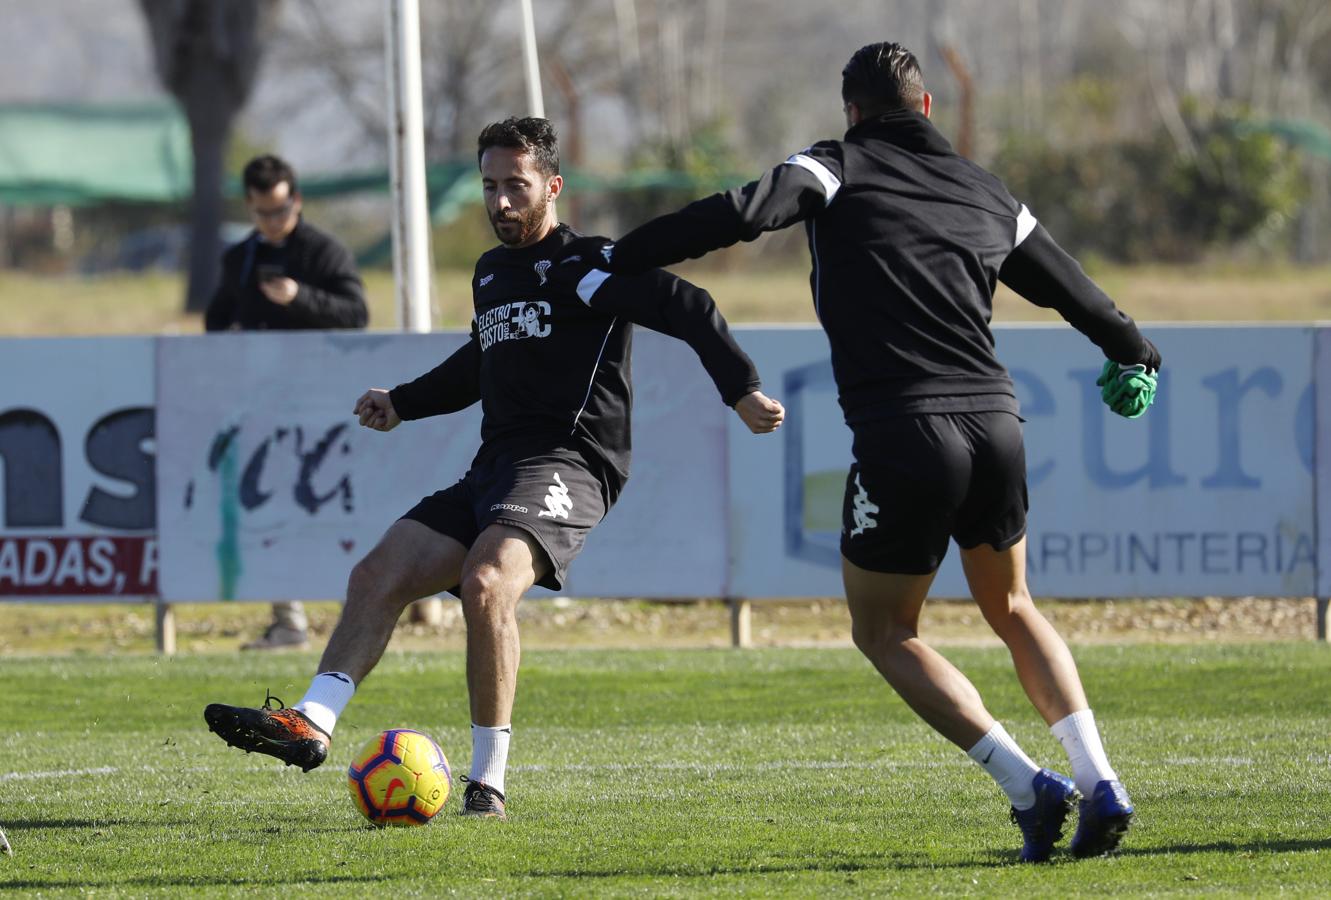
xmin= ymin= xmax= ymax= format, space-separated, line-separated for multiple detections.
xmin=318 ymin=519 xmax=468 ymax=684
xmin=960 ymin=537 xmax=1087 ymax=724
xmin=203 ymin=520 xmax=466 ymax=769
xmin=459 ymin=525 xmax=549 ymax=727
xmin=843 ymin=556 xmax=995 ymax=749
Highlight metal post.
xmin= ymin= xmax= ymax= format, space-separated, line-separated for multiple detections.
xmin=519 ymin=0 xmax=545 ymax=117
xmin=385 ymin=0 xmax=432 ymax=333
xmin=155 ymin=602 xmax=176 ymax=655
xmin=388 ymin=0 xmax=443 ymax=624
xmin=729 ymin=598 xmax=751 ymax=648
xmin=1318 ymin=598 xmax=1329 ymax=642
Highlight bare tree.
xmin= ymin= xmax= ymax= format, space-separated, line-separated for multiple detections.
xmin=277 ymin=0 xmax=509 ymax=163
xmin=140 ymin=0 xmax=280 ymax=311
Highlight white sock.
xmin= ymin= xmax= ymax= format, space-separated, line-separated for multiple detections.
xmin=1050 ymin=709 xmax=1118 ymax=795
xmin=967 ymin=722 xmax=1042 ymax=810
xmin=292 ymin=672 xmax=355 ymax=735
xmin=469 ymin=723 xmax=512 ymax=795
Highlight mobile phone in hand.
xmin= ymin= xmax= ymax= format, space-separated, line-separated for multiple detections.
xmin=256 ymin=264 xmax=285 ymax=283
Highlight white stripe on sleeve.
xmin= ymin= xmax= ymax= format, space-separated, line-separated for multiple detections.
xmin=1014 ymin=204 xmax=1038 ymax=247
xmin=575 ymin=269 xmax=612 ymax=305
xmin=784 ymin=153 xmax=841 ymax=206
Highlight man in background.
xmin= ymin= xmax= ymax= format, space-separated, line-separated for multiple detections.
xmin=205 ymin=154 xmax=369 ymax=650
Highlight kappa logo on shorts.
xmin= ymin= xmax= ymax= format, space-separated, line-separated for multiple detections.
xmin=849 ymin=473 xmax=880 ymax=537
xmin=537 ymin=472 xmax=573 ymax=519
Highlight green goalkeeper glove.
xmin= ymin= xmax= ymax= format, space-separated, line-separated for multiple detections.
xmin=1096 ymin=360 xmax=1157 ymax=419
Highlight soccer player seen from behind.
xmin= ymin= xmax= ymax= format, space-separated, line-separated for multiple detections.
xmin=555 ymin=43 xmax=1160 ymax=860
xmin=203 ymin=117 xmax=786 ymax=819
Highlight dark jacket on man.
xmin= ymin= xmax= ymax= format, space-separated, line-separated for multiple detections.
xmin=205 ymin=219 xmax=368 ymax=332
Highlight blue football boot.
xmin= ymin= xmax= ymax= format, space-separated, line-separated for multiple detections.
xmin=1010 ymin=769 xmax=1078 ymax=863
xmin=1069 ymin=779 xmax=1134 ymax=858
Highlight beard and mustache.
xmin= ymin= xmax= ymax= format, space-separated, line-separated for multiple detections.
xmin=489 ymin=191 xmax=550 ymax=246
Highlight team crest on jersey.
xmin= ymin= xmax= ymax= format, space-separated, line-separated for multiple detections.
xmin=476 ymin=300 xmax=552 ymax=350
xmin=534 ymin=259 xmax=552 ymax=285
xmin=537 ymin=472 xmax=573 ymax=519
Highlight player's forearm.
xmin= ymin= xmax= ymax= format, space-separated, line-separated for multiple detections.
xmin=648 ymin=276 xmax=762 ymax=405
xmin=613 ymin=167 xmax=819 ymax=274
xmin=999 ymin=224 xmax=1147 ymax=365
xmin=612 ymin=195 xmax=748 ymax=274
xmin=388 ymin=343 xmax=481 ymax=420
xmin=684 ymin=319 xmax=762 ymax=406
xmin=707 ymin=347 xmax=763 ymax=407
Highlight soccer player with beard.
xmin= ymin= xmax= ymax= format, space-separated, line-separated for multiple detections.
xmin=204 ymin=117 xmax=785 ymax=819
xmin=555 ymin=44 xmax=1159 ymax=860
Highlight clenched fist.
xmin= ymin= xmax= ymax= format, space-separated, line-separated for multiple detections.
xmin=734 ymin=390 xmax=785 ymax=434
xmin=353 ymin=388 xmax=402 ymax=432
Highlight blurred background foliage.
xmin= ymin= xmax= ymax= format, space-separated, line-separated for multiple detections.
xmin=0 ymin=0 xmax=1329 ymax=315
xmin=993 ymin=103 xmax=1308 ymax=263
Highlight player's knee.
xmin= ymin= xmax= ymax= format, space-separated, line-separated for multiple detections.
xmin=979 ymin=590 xmax=1036 ymax=633
xmin=459 ymin=565 xmax=513 ymax=621
xmin=850 ymin=623 xmax=878 ymax=657
xmin=346 ymin=555 xmax=410 ymax=611
xmin=850 ymin=618 xmax=915 ymax=659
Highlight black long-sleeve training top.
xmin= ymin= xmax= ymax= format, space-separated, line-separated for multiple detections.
xmin=205 ymin=219 xmax=368 ymax=332
xmin=389 ymin=224 xmax=760 ymax=502
xmin=599 ymin=109 xmax=1150 ymax=424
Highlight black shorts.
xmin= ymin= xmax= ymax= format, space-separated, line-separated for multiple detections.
xmin=401 ymin=449 xmax=608 ymax=592
xmin=840 ymin=411 xmax=1028 ymax=575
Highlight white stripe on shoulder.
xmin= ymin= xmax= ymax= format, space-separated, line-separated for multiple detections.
xmin=784 ymin=153 xmax=841 ymax=206
xmin=1014 ymin=204 xmax=1038 ymax=247
xmin=576 ymin=269 xmax=612 ymax=305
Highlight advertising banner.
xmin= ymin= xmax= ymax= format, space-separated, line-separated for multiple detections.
xmin=155 ymin=330 xmax=728 ymax=601
xmin=1318 ymin=328 xmax=1331 ymax=600
xmin=0 ymin=337 xmax=156 ymax=600
xmin=6 ymin=325 xmax=1320 ymax=604
xmin=727 ymin=325 xmax=1316 ymax=599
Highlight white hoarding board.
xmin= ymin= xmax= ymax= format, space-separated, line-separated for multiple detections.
xmin=156 ymin=330 xmax=728 ymax=601
xmin=561 ymin=331 xmax=729 ymax=598
xmin=0 ymin=337 xmax=157 ymax=601
xmin=157 ymin=331 xmax=478 ymax=601
xmin=728 ymin=325 xmax=1316 ymax=599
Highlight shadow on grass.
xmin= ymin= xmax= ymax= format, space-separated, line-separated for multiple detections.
xmin=1119 ymin=837 xmax=1331 ymax=858
xmin=3 ymin=819 xmax=190 ymax=831
xmin=0 ymin=874 xmax=384 ymax=890
xmin=519 ymin=836 xmax=1331 ymax=880
xmin=524 ymin=853 xmax=1016 ymax=880
xmin=3 ymin=817 xmax=350 ymax=834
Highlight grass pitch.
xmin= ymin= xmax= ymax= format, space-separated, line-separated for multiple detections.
xmin=2 ymin=644 xmax=1330 ymax=896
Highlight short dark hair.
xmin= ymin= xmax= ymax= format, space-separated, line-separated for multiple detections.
xmin=242 ymin=154 xmax=299 ymax=195
xmin=476 ymin=117 xmax=560 ymax=177
xmin=841 ymin=42 xmax=926 ymax=117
